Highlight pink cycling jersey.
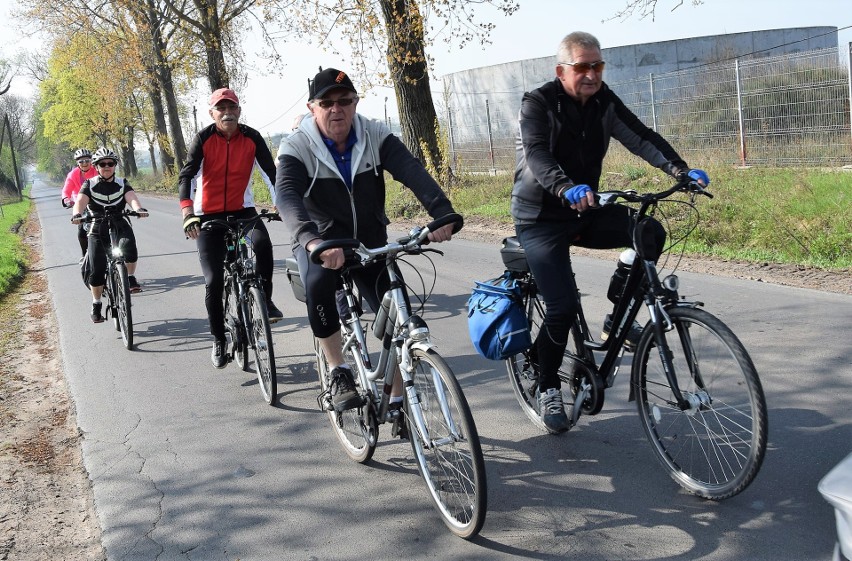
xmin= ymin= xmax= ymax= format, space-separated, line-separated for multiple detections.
xmin=62 ymin=166 xmax=98 ymax=202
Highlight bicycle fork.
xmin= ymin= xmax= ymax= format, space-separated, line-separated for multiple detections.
xmin=399 ymin=338 xmax=460 ymax=449
xmin=640 ymin=262 xmax=703 ymax=413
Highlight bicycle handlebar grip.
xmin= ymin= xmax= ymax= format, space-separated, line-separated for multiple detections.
xmin=309 ymin=238 xmax=361 ymax=264
xmin=425 ymin=213 xmax=464 ymax=236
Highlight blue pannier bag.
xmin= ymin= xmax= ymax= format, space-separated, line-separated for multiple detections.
xmin=467 ymin=272 xmax=532 ymax=360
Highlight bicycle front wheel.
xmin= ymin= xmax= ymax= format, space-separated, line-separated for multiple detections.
xmin=247 ymin=286 xmax=276 ymax=405
xmin=113 ymin=262 xmax=133 ymax=350
xmin=406 ymin=348 xmax=486 ymax=539
xmin=315 ymin=336 xmax=377 ymax=463
xmin=633 ymin=306 xmax=768 ymax=500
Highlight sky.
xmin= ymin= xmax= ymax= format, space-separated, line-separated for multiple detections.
xmin=2 ymin=0 xmax=851 ymax=138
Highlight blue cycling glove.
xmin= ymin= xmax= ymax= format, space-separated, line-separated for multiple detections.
xmin=687 ymin=169 xmax=710 ymax=186
xmin=563 ymin=184 xmax=592 ymax=205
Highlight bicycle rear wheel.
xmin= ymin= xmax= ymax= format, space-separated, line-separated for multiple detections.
xmin=406 ymin=348 xmax=486 ymax=539
xmin=505 ymin=289 xmax=598 ymax=432
xmin=315 ymin=335 xmax=377 ymax=463
xmin=113 ymin=262 xmax=133 ymax=350
xmin=247 ymin=286 xmax=277 ymax=405
xmin=633 ymin=306 xmax=768 ymax=500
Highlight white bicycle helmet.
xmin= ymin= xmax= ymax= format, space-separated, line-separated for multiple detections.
xmin=91 ymin=147 xmax=120 ymax=165
xmin=73 ymin=148 xmax=92 ymax=161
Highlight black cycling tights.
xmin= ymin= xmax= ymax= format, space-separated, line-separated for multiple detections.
xmin=197 ymin=208 xmax=274 ymax=341
xmin=86 ymin=221 xmax=138 ymax=287
xmin=516 ymin=205 xmax=665 ymax=392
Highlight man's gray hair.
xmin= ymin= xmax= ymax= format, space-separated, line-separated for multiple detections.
xmin=557 ymin=31 xmax=601 ymax=63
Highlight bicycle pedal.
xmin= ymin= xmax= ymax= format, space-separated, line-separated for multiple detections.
xmin=391 ymin=418 xmax=409 ymax=440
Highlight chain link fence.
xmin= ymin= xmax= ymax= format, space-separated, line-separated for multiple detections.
xmin=442 ymin=45 xmax=852 ymax=174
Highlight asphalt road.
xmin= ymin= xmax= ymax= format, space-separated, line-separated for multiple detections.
xmin=33 ymin=174 xmax=852 ymax=561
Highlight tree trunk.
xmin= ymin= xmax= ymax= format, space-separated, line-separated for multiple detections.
xmin=147 ymin=141 xmax=158 ymax=175
xmin=122 ymin=126 xmax=139 ymax=177
xmin=146 ymin=0 xmax=186 ymax=170
xmin=378 ymin=0 xmax=441 ymax=172
xmin=195 ymin=0 xmax=230 ymax=89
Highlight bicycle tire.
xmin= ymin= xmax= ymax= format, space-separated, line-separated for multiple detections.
xmin=223 ymin=278 xmax=248 ymax=371
xmin=105 ymin=268 xmax=119 ymax=332
xmin=315 ymin=336 xmax=377 ymax=463
xmin=406 ymin=348 xmax=486 ymax=539
xmin=633 ymin=306 xmax=768 ymax=500
xmin=505 ymin=288 xmax=599 ymax=432
xmin=113 ymin=262 xmax=133 ymax=350
xmin=247 ymin=286 xmax=277 ymax=405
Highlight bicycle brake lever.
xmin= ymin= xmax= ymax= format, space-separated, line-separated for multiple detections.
xmin=420 ymin=248 xmax=444 ymax=257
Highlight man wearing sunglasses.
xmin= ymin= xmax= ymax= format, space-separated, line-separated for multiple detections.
xmin=71 ymin=148 xmax=149 ymax=322
xmin=513 ymin=31 xmax=710 ymax=434
xmin=62 ymin=148 xmax=99 ymax=256
xmin=275 ymin=67 xmax=458 ymax=412
xmin=178 ymin=87 xmax=283 ymax=369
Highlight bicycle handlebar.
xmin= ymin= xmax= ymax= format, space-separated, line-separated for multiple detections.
xmin=308 ymin=213 xmax=464 ymax=266
xmin=78 ymin=208 xmax=143 ymax=223
xmin=595 ymin=178 xmax=712 ymax=208
xmin=200 ymin=209 xmax=282 ymax=234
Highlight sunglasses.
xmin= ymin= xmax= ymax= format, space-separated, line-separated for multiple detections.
xmin=97 ymin=161 xmax=116 ymax=168
xmin=559 ymin=60 xmax=606 ymax=73
xmin=77 ymin=159 xmax=92 ymax=164
xmin=314 ymin=97 xmax=357 ymax=109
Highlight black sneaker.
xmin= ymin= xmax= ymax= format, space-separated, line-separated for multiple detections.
xmin=90 ymin=302 xmax=104 ymax=323
xmin=537 ymin=388 xmax=570 ymax=434
xmin=329 ymin=366 xmax=360 ymax=411
xmin=266 ymin=300 xmax=283 ymax=323
xmin=601 ymin=313 xmax=643 ymax=351
xmin=128 ymin=275 xmax=142 ymax=294
xmin=211 ymin=338 xmax=227 ymax=369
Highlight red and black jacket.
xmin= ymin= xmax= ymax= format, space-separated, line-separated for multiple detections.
xmin=178 ymin=123 xmax=276 ymax=215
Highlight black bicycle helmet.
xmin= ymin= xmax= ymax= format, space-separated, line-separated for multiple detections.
xmin=73 ymin=148 xmax=92 ymax=161
xmin=91 ymin=147 xmax=120 ymax=165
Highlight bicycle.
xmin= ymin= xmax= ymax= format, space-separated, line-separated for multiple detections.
xmin=82 ymin=208 xmax=142 ymax=350
xmin=201 ymin=210 xmax=282 ymax=406
xmin=502 ymin=178 xmax=768 ymax=500
xmin=296 ymin=213 xmax=487 ymax=539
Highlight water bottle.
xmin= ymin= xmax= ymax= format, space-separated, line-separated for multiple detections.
xmin=607 ymin=249 xmax=636 ymax=304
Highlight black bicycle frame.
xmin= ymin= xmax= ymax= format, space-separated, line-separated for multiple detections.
xmin=573 ymin=198 xmax=693 ymax=411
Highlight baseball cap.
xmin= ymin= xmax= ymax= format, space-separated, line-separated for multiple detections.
xmin=309 ymin=68 xmax=357 ymax=100
xmin=209 ymin=88 xmax=240 ymax=106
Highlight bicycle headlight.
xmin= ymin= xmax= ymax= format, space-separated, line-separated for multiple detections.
xmin=663 ymin=274 xmax=679 ymax=292
xmin=111 ymin=246 xmax=123 ymax=258
xmin=407 ymin=315 xmax=429 ymax=342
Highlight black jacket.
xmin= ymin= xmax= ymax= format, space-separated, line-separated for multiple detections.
xmin=512 ymin=79 xmax=688 ymax=224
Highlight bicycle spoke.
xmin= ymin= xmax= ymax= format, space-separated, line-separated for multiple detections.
xmin=635 ymin=307 xmax=767 ymax=499
xmin=407 ymin=349 xmax=486 ymax=538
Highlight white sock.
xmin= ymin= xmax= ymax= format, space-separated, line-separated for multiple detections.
xmin=389 ymin=395 xmax=403 ymax=404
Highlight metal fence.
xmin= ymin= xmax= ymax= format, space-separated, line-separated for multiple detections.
xmin=442 ymin=45 xmax=852 ymax=173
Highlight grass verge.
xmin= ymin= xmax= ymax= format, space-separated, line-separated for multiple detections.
xmin=0 ymin=191 xmax=32 ymax=297
xmin=388 ymin=164 xmax=851 ymax=270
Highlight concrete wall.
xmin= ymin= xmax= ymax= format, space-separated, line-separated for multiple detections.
xmin=442 ymin=27 xmax=839 ymax=144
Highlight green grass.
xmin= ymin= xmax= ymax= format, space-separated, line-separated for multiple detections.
xmin=386 ymin=165 xmax=852 ymax=270
xmin=0 ymin=190 xmax=32 ymax=298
